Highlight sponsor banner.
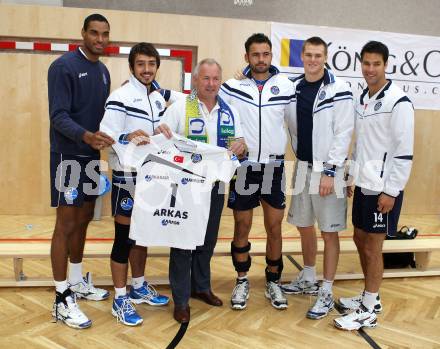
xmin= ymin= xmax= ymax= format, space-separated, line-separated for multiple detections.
xmin=271 ymin=22 xmax=440 ymax=110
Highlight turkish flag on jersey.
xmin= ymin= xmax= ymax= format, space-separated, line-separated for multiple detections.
xmin=173 ymin=155 xmax=184 ymax=163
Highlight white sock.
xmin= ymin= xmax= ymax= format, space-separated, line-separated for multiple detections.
xmin=68 ymin=262 xmax=83 ymax=285
xmin=132 ymin=276 xmax=145 ymax=289
xmin=302 ymin=265 xmax=316 ymax=282
xmin=362 ymin=291 xmax=378 ymax=312
xmin=54 ymin=280 xmax=68 ymax=294
xmin=321 ymin=279 xmax=333 ymax=293
xmin=114 ymin=286 xmax=127 ymax=298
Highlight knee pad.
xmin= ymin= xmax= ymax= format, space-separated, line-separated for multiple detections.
xmin=265 ymin=256 xmax=283 ymax=282
xmin=111 ymin=222 xmax=132 ymax=263
xmin=231 ymin=242 xmax=252 ymax=273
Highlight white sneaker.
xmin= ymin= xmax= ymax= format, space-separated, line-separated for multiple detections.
xmin=306 ymin=288 xmax=334 ymax=320
xmin=334 ymin=304 xmax=377 ymax=331
xmin=70 ymin=272 xmax=110 ymax=301
xmin=281 ymin=271 xmax=319 ymax=295
xmin=52 ymin=289 xmax=92 ymax=329
xmin=231 ymin=278 xmax=249 ymax=310
xmin=338 ymin=291 xmax=382 ymax=313
xmin=265 ymin=281 xmax=288 ymax=310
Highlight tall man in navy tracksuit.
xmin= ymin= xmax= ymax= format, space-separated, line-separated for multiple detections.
xmin=48 ymin=13 xmax=114 ymax=329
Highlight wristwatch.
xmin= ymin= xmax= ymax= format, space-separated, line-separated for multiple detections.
xmin=323 ymin=163 xmax=336 ymax=177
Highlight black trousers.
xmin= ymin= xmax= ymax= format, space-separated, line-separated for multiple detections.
xmin=169 ymin=182 xmax=225 ymax=306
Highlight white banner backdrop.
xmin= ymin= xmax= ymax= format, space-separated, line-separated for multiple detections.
xmin=271 ymin=22 xmax=440 ymax=110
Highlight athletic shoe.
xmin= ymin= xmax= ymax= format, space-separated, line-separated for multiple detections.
xmin=112 ymin=295 xmax=143 ymax=326
xmin=334 ymin=304 xmax=377 ymax=331
xmin=265 ymin=281 xmax=288 ymax=310
xmin=281 ymin=271 xmax=319 ymax=295
xmin=231 ymin=278 xmax=250 ymax=310
xmin=52 ymin=289 xmax=92 ymax=329
xmin=306 ymin=288 xmax=334 ymax=320
xmin=69 ymin=272 xmax=110 ymax=301
xmin=129 ymin=281 xmax=169 ymax=306
xmin=338 ymin=291 xmax=382 ymax=314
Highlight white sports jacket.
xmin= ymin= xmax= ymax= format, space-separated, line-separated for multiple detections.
xmin=352 ymin=80 xmax=414 ymax=197
xmin=100 ymin=75 xmax=185 ymax=172
xmin=219 ymin=65 xmax=295 ymax=163
xmin=287 ymin=69 xmax=354 ymax=172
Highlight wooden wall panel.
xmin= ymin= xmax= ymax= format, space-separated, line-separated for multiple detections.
xmin=403 ymin=110 xmax=440 ymax=214
xmin=0 ymin=53 xmax=51 ymax=215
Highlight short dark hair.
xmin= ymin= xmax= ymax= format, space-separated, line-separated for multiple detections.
xmin=83 ymin=13 xmax=110 ymax=31
xmin=361 ymin=41 xmax=389 ymax=63
xmin=245 ymin=33 xmax=272 ymax=53
xmin=128 ymin=42 xmax=161 ymax=70
xmin=302 ymin=36 xmax=328 ymax=55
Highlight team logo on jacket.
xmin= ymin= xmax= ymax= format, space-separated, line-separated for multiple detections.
xmin=64 ymin=187 xmax=78 ymax=201
xmin=155 ymin=100 xmax=162 ymax=110
xmin=191 ymin=153 xmax=202 ymax=163
xmin=120 ymin=197 xmax=133 ymax=211
xmin=270 ymin=86 xmax=280 ymax=95
xmin=319 ymin=90 xmax=326 ymax=100
xmin=374 ymin=101 xmax=382 ymax=111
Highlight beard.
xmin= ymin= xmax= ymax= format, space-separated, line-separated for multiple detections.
xmin=250 ymin=63 xmax=270 ymax=74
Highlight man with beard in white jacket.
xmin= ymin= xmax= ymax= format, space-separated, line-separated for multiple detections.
xmin=219 ymin=33 xmax=295 ymax=310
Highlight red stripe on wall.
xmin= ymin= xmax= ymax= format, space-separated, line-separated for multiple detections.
xmin=0 ymin=41 xmax=16 ymax=49
xmin=34 ymin=42 xmax=51 ymax=51
xmin=105 ymin=46 xmax=119 ymax=55
xmin=69 ymin=43 xmax=80 ymax=51
xmin=170 ymin=49 xmax=193 ymax=72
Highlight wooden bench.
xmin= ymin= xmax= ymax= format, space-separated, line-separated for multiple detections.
xmin=0 ymin=238 xmax=439 ymax=287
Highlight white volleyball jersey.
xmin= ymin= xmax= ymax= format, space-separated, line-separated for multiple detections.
xmin=112 ymin=133 xmax=239 ymax=249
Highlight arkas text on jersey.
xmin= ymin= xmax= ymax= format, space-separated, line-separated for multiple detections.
xmin=153 ymin=208 xmax=189 ymax=219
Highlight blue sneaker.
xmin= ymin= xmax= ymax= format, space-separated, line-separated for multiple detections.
xmin=129 ymin=282 xmax=169 ymax=306
xmin=111 ymin=295 xmax=143 ymax=326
